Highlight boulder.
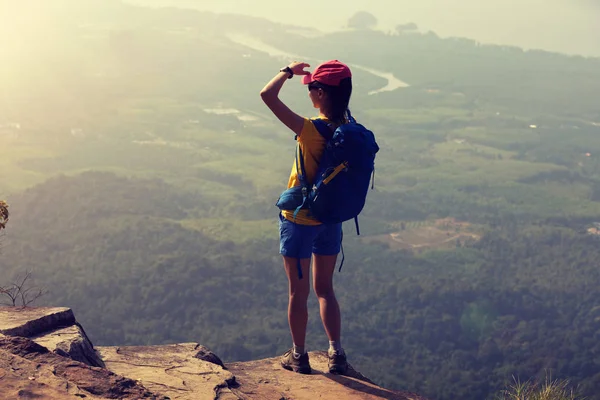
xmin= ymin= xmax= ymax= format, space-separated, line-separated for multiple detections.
xmin=0 ymin=307 xmax=103 ymax=368
xmin=0 ymin=335 xmax=164 ymax=399
xmin=32 ymin=323 xmax=105 ymax=368
xmin=194 ymin=345 xmax=226 ymax=369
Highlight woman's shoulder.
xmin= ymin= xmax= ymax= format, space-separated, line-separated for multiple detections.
xmin=299 ymin=117 xmax=329 ymax=143
xmin=308 ymin=116 xmax=332 ymax=123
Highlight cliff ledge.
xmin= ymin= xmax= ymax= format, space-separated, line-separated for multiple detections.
xmin=0 ymin=307 xmax=427 ymax=400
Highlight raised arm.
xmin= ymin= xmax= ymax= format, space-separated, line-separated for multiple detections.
xmin=260 ymin=62 xmax=310 ymax=136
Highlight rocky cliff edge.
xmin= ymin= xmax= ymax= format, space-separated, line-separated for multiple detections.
xmin=0 ymin=307 xmax=428 ymax=400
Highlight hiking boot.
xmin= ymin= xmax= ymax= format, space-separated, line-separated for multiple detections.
xmin=328 ymin=350 xmax=348 ymax=375
xmin=280 ymin=349 xmax=311 ymax=374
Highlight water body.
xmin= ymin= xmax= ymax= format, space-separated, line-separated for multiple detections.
xmin=352 ymin=64 xmax=410 ymax=95
xmin=228 ymin=33 xmax=409 ymax=95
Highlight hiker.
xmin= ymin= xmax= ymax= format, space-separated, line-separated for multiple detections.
xmin=260 ymin=60 xmax=352 ymax=375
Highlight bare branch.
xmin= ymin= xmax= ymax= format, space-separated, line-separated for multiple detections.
xmin=15 ymin=270 xmax=32 ymax=292
xmin=23 ymin=287 xmax=48 ymax=307
xmin=1 ymin=270 xmax=47 ymax=308
xmin=0 ymin=284 xmax=18 ymax=306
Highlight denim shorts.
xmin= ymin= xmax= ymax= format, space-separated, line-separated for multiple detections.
xmin=278 ymin=213 xmax=342 ymax=259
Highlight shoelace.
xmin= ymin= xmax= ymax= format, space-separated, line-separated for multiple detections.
xmin=328 ymin=349 xmax=345 ymax=358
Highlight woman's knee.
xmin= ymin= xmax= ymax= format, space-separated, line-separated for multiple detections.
xmin=314 ymin=283 xmax=335 ymax=300
xmin=312 ymin=254 xmax=337 ymax=299
xmin=289 ymin=280 xmax=310 ymax=301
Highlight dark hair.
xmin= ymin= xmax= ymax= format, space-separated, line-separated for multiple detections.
xmin=308 ymin=77 xmax=352 ymax=125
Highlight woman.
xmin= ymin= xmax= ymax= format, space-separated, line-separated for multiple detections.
xmin=260 ymin=60 xmax=352 ymax=375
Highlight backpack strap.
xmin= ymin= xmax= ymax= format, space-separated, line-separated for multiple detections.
xmin=292 ymin=145 xmax=310 ymax=221
xmin=347 ymin=109 xmax=356 ymax=124
xmin=371 ymin=168 xmax=376 ymax=190
xmin=338 ymin=229 xmax=345 ymax=272
xmin=293 ymin=145 xmax=308 ymax=280
xmin=312 ymin=118 xmax=335 ymax=141
xmin=294 ymin=144 xmax=309 ymax=188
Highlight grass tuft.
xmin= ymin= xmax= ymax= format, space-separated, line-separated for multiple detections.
xmin=494 ymin=374 xmax=585 ymax=400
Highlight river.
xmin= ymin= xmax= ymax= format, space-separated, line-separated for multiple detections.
xmin=227 ymin=33 xmax=409 ymax=95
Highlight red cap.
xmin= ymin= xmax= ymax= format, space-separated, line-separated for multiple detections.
xmin=302 ymin=60 xmax=352 ymax=86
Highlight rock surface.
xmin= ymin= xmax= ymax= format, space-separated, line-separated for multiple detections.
xmin=33 ymin=323 xmax=105 ymax=367
xmin=1 ymin=307 xmax=429 ymax=400
xmin=0 ymin=307 xmax=75 ymax=337
xmin=0 ymin=335 xmax=163 ymax=399
xmin=0 ymin=307 xmax=104 ymax=368
xmin=98 ymin=343 xmax=236 ymax=400
xmin=225 ymin=351 xmax=427 ymax=400
xmin=0 ymin=347 xmax=97 ymax=399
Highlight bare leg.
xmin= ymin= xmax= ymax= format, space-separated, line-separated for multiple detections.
xmin=282 ymin=256 xmax=311 ymax=348
xmin=312 ymin=254 xmax=341 ymax=342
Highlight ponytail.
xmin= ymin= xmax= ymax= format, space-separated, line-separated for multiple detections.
xmin=312 ymin=78 xmax=353 ymax=125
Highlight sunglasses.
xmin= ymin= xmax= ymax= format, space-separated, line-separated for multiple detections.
xmin=308 ymin=82 xmax=326 ymax=91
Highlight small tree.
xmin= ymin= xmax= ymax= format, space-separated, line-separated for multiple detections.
xmin=0 ymin=203 xmax=47 ymax=307
xmin=347 ymin=11 xmax=378 ymax=30
xmin=0 ymin=200 xmax=8 ymax=250
xmin=0 ymin=200 xmax=7 ymax=228
xmin=1 ymin=270 xmax=47 ymax=308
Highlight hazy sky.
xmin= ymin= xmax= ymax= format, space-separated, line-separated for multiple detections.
xmin=131 ymin=0 xmax=600 ymax=57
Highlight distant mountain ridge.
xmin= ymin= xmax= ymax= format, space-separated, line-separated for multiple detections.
xmin=125 ymin=0 xmax=600 ymax=57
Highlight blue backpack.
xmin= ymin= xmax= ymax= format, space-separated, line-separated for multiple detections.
xmin=276 ymin=111 xmax=379 ymax=278
xmin=307 ymin=113 xmax=379 ymax=233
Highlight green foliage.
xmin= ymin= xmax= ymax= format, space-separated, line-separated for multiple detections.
xmin=3 ymin=172 xmax=600 ymax=400
xmin=0 ymin=200 xmax=7 ymax=253
xmin=0 ymin=200 xmax=7 ymax=231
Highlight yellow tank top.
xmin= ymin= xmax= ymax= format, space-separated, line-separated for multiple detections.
xmin=281 ymin=117 xmax=330 ymax=225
